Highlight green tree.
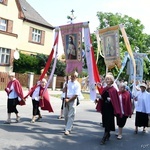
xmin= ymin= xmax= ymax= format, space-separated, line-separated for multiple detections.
xmin=13 ymin=53 xmax=66 ymax=76
xmin=49 ymin=59 xmax=66 ymax=76
xmin=13 ymin=53 xmax=39 ymax=74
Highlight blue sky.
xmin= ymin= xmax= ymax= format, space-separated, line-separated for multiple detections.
xmin=27 ymin=0 xmax=150 ymax=34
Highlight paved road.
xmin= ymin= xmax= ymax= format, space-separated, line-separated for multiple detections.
xmin=0 ymin=90 xmax=150 ymax=150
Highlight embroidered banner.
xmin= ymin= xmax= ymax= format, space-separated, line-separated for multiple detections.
xmin=60 ymin=23 xmax=83 ymax=74
xmin=99 ymin=25 xmax=121 ymax=69
xmin=128 ymin=53 xmax=147 ymax=82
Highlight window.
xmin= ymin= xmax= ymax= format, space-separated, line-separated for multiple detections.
xmin=0 ymin=18 xmax=13 ymax=33
xmin=29 ymin=27 xmax=45 ymax=45
xmin=32 ymin=28 xmax=41 ymax=43
xmin=0 ymin=47 xmax=10 ymax=65
xmin=0 ymin=18 xmax=7 ymax=31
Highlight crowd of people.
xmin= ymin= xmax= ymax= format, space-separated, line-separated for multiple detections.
xmin=96 ymin=73 xmax=150 ymax=145
xmin=4 ymin=71 xmax=82 ymax=137
xmin=3 ymin=71 xmax=150 ymax=145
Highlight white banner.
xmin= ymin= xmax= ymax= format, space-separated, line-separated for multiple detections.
xmin=83 ymin=23 xmax=97 ymax=101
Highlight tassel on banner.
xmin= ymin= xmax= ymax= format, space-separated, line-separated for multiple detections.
xmin=95 ymin=30 xmax=104 ymax=64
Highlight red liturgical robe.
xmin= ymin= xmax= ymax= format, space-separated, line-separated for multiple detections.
xmin=118 ymin=91 xmax=132 ymax=117
xmin=96 ymin=86 xmax=122 ymax=117
xmin=5 ymin=79 xmax=25 ymax=106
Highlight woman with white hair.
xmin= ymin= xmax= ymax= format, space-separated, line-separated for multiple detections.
xmin=4 ymin=72 xmax=25 ymax=124
xmin=116 ymin=83 xmax=132 ymax=139
xmin=29 ymin=78 xmax=53 ymax=123
xmin=96 ymin=73 xmax=122 ymax=145
xmin=134 ymin=83 xmax=150 ymax=133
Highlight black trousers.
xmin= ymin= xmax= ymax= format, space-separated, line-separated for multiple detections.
xmin=117 ymin=115 xmax=128 ymax=128
xmin=32 ymin=99 xmax=40 ymax=116
xmin=7 ymin=98 xmax=19 ymax=114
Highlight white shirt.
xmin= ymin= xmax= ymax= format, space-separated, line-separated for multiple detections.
xmin=135 ymin=91 xmax=150 ymax=113
xmin=8 ymin=83 xmax=18 ymax=99
xmin=119 ymin=94 xmax=124 ymax=114
xmin=32 ymin=86 xmax=40 ymax=101
xmin=67 ymin=80 xmax=81 ymax=98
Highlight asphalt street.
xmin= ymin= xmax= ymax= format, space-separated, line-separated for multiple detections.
xmin=0 ymin=90 xmax=150 ymax=150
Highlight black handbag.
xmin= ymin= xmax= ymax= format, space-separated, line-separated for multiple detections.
xmin=76 ymin=97 xmax=80 ymax=106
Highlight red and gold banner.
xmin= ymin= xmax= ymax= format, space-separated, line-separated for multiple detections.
xmin=99 ymin=25 xmax=121 ymax=69
xmin=60 ymin=23 xmax=83 ymax=74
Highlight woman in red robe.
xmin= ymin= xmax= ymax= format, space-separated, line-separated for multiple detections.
xmin=116 ymin=83 xmax=132 ymax=139
xmin=96 ymin=74 xmax=122 ymax=145
xmin=5 ymin=72 xmax=25 ymax=124
xmin=29 ymin=78 xmax=53 ymax=123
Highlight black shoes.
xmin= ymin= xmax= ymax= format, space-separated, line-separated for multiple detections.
xmin=100 ymin=132 xmax=110 ymax=145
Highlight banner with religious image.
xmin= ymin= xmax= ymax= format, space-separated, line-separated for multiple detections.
xmin=99 ymin=25 xmax=121 ymax=69
xmin=60 ymin=23 xmax=83 ymax=74
xmin=128 ymin=53 xmax=147 ymax=81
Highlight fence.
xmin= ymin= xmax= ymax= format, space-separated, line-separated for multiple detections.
xmin=0 ymin=72 xmax=65 ymax=90
xmin=0 ymin=72 xmax=82 ymax=90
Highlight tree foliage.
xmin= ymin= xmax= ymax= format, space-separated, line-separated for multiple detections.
xmin=92 ymin=12 xmax=150 ymax=80
xmin=13 ymin=53 xmax=66 ymax=76
xmin=13 ymin=53 xmax=39 ymax=74
xmin=49 ymin=59 xmax=66 ymax=76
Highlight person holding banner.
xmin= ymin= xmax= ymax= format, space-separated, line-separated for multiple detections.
xmin=116 ymin=83 xmax=132 ymax=140
xmin=63 ymin=72 xmax=81 ymax=135
xmin=58 ymin=76 xmax=70 ymax=119
xmin=4 ymin=72 xmax=25 ymax=124
xmin=29 ymin=78 xmax=53 ymax=123
xmin=96 ymin=73 xmax=122 ymax=145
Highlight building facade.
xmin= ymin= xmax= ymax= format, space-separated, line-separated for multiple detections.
xmin=0 ymin=0 xmax=54 ymax=72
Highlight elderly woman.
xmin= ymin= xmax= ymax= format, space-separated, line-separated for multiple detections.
xmin=134 ymin=83 xmax=150 ymax=133
xmin=4 ymin=72 xmax=25 ymax=124
xmin=96 ymin=74 xmax=122 ymax=145
xmin=116 ymin=83 xmax=132 ymax=139
xmin=29 ymin=78 xmax=53 ymax=123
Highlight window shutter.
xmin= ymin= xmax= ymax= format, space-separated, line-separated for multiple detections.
xmin=7 ymin=20 xmax=13 ymax=33
xmin=41 ymin=30 xmax=45 ymax=45
xmin=29 ymin=27 xmax=33 ymax=42
xmin=10 ymin=49 xmax=14 ymax=66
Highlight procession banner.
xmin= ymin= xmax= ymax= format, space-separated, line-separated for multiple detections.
xmin=43 ymin=28 xmax=59 ymax=94
xmin=99 ymin=25 xmax=121 ymax=69
xmin=128 ymin=53 xmax=147 ymax=82
xmin=83 ymin=22 xmax=102 ymax=101
xmin=60 ymin=23 xmax=83 ymax=74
